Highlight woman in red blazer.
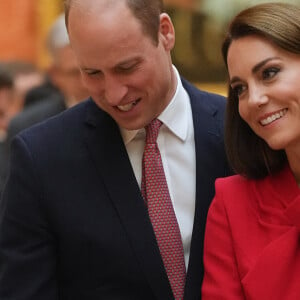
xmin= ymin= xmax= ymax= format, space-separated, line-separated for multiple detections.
xmin=202 ymin=3 xmax=300 ymax=299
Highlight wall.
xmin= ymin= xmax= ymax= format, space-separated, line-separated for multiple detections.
xmin=0 ymin=0 xmax=63 ymax=68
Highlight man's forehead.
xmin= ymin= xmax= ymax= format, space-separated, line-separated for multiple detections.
xmin=69 ymin=0 xmax=123 ymax=13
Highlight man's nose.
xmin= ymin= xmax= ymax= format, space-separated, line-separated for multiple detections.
xmin=104 ymin=76 xmax=128 ymax=106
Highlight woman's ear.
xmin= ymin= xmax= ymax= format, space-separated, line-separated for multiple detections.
xmin=159 ymin=13 xmax=175 ymax=51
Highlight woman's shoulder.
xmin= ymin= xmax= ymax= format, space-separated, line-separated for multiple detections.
xmin=215 ymin=165 xmax=295 ymax=199
xmin=213 ymin=174 xmax=260 ymax=213
xmin=215 ymin=174 xmax=252 ymax=193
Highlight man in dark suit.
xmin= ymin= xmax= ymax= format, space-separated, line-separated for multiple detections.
xmin=0 ymin=0 xmax=231 ymax=299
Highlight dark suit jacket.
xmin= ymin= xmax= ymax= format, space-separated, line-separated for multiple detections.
xmin=8 ymin=93 xmax=66 ymax=139
xmin=0 ymin=79 xmax=231 ymax=300
xmin=0 ymin=93 xmax=66 ymax=197
xmin=0 ymin=141 xmax=6 ymax=197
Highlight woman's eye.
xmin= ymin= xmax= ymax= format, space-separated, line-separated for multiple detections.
xmin=232 ymin=84 xmax=246 ymax=97
xmin=262 ymin=67 xmax=279 ymax=80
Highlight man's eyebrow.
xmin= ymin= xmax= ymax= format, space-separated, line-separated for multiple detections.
xmin=80 ymin=57 xmax=141 ymax=72
xmin=116 ymin=57 xmax=141 ymax=67
xmin=81 ymin=67 xmax=98 ymax=72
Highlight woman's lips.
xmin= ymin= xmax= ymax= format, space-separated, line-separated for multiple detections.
xmin=260 ymin=108 xmax=287 ymax=126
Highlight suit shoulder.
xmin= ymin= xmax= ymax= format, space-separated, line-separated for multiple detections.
xmin=214 ymin=175 xmax=257 ymax=210
xmin=18 ymin=98 xmax=91 ymax=143
xmin=8 ymin=96 xmax=65 ymax=138
xmin=181 ymin=77 xmax=226 ymax=102
xmin=181 ymin=78 xmax=226 ymax=115
xmin=215 ymin=175 xmax=250 ymax=193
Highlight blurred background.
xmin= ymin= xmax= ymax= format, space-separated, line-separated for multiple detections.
xmin=0 ymin=0 xmax=299 ymax=93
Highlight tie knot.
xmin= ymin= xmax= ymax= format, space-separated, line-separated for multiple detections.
xmin=145 ymin=119 xmax=162 ymax=144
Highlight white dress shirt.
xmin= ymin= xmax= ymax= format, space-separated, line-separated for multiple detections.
xmin=120 ymin=66 xmax=196 ymax=269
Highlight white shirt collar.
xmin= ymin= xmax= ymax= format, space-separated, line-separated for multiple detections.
xmin=120 ymin=66 xmax=189 ymax=145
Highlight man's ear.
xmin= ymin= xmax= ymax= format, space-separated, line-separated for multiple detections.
xmin=159 ymin=13 xmax=175 ymax=51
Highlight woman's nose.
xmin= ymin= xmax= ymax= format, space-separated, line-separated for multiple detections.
xmin=248 ymin=85 xmax=268 ymax=107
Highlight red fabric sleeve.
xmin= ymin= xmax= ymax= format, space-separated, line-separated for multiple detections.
xmin=201 ymin=181 xmax=245 ymax=299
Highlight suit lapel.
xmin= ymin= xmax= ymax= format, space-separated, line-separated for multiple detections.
xmin=83 ymin=100 xmax=173 ymax=300
xmin=182 ymin=79 xmax=226 ymax=299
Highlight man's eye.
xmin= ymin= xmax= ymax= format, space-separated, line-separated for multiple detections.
xmin=121 ymin=65 xmax=133 ymax=70
xmin=262 ymin=67 xmax=279 ymax=80
xmin=118 ymin=65 xmax=134 ymax=73
xmin=83 ymin=69 xmax=101 ymax=76
xmin=117 ymin=62 xmax=139 ymax=73
xmin=87 ymin=71 xmax=100 ymax=76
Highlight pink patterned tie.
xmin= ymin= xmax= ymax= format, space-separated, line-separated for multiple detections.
xmin=141 ymin=119 xmax=186 ymax=300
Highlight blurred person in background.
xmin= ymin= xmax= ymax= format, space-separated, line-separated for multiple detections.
xmin=7 ymin=12 xmax=89 ymax=136
xmin=0 ymin=13 xmax=89 ymax=197
xmin=45 ymin=13 xmax=89 ymax=108
xmin=0 ymin=59 xmax=48 ymax=195
xmin=6 ymin=60 xmax=46 ymax=114
xmin=0 ymin=64 xmax=15 ymax=194
xmin=0 ymin=63 xmax=14 ymax=141
xmin=0 ymin=60 xmax=45 ymax=140
xmin=0 ymin=60 xmax=44 ymax=195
